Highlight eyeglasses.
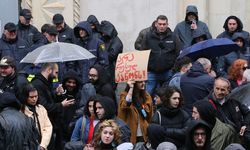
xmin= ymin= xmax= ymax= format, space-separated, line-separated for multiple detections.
xmin=243 ymin=66 xmax=248 ymax=71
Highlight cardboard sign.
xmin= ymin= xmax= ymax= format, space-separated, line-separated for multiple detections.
xmin=115 ymin=50 xmax=150 ymax=83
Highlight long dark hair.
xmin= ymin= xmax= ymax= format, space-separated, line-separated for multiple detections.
xmin=160 ymin=86 xmax=183 ymax=108
xmin=125 ymin=81 xmax=147 ymax=104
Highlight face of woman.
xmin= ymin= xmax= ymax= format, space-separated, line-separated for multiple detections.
xmin=88 ymin=101 xmax=94 ymax=116
xmin=26 ymin=91 xmax=38 ymax=106
xmin=136 ymin=81 xmax=145 ymax=90
xmin=101 ymin=127 xmax=114 ymax=144
xmin=169 ymin=92 xmax=180 ymax=108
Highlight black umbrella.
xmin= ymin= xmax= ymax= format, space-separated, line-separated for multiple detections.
xmin=228 ymin=83 xmax=250 ymax=108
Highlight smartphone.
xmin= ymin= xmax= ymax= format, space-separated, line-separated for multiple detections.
xmin=67 ymin=95 xmax=74 ymax=100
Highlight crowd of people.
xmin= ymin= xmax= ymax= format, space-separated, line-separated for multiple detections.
xmin=1 ymin=5 xmax=250 ymax=150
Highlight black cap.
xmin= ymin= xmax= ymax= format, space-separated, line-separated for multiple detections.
xmin=46 ymin=25 xmax=58 ymax=35
xmin=20 ymin=9 xmax=32 ymax=19
xmin=0 ymin=56 xmax=16 ymax=67
xmin=4 ymin=22 xmax=17 ymax=32
xmin=53 ymin=14 xmax=64 ymax=24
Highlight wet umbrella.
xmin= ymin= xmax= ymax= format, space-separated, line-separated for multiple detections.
xmin=228 ymin=83 xmax=250 ymax=108
xmin=20 ymin=42 xmax=96 ymax=63
xmin=178 ymin=38 xmax=240 ymax=60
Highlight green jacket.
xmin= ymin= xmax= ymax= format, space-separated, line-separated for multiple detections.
xmin=211 ymin=118 xmax=236 ymax=150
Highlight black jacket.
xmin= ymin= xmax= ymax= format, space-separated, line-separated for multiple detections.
xmin=58 ymin=23 xmax=76 ymax=43
xmin=17 ymin=21 xmax=45 ymax=46
xmin=185 ymin=120 xmax=212 ymax=150
xmin=146 ymin=28 xmax=180 ymax=73
xmin=204 ymin=92 xmax=250 ymax=132
xmin=87 ymin=15 xmax=101 ymax=40
xmin=99 ymin=20 xmax=123 ymax=64
xmin=31 ymin=73 xmax=63 ymax=128
xmin=0 ymin=92 xmax=39 ymax=150
xmin=180 ymin=62 xmax=214 ymax=114
xmin=93 ymin=96 xmax=131 ymax=143
xmin=151 ymin=107 xmax=190 ymax=148
xmin=0 ymin=34 xmax=31 ymax=70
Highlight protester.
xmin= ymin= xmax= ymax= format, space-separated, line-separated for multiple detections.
xmin=0 ymin=56 xmax=28 ymax=95
xmin=217 ymin=15 xmax=250 ymax=45
xmin=93 ymin=95 xmax=131 ymax=143
xmin=83 ymin=120 xmax=122 ymax=150
xmin=148 ymin=86 xmax=190 ymax=149
xmin=134 ymin=21 xmax=155 ymax=50
xmin=53 ymin=13 xmax=76 ymax=43
xmin=143 ymin=15 xmax=180 ymax=96
xmin=174 ymin=5 xmax=212 ymax=49
xmin=19 ymin=83 xmax=53 ymax=150
xmin=17 ymin=9 xmax=44 ymax=46
xmin=217 ymin=32 xmax=248 ymax=77
xmin=87 ymin=15 xmax=102 ymax=40
xmin=203 ymin=77 xmax=250 ymax=148
xmin=228 ymin=59 xmax=248 ymax=89
xmin=153 ymin=86 xmax=167 ymax=111
xmin=169 ymin=56 xmax=192 ymax=90
xmin=99 ymin=20 xmax=123 ymax=89
xmin=180 ymin=58 xmax=215 ymax=115
xmin=0 ymin=91 xmax=39 ymax=149
xmin=0 ymin=22 xmax=31 ymax=70
xmin=118 ymin=80 xmax=153 ymax=144
xmin=156 ymin=142 xmax=177 ymax=150
xmin=73 ymin=21 xmax=109 ymax=83
xmin=32 ymin=63 xmax=75 ymax=150
xmin=185 ymin=120 xmax=212 ymax=150
xmin=192 ymin=100 xmax=236 ymax=150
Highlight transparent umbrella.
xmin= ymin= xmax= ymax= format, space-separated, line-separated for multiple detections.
xmin=20 ymin=42 xmax=96 ymax=63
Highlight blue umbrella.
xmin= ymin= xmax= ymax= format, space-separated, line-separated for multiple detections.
xmin=178 ymin=38 xmax=240 ymax=60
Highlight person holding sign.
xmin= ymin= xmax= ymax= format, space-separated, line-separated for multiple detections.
xmin=118 ymin=80 xmax=153 ymax=144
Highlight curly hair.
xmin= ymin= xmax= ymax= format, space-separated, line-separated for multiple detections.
xmin=228 ymin=59 xmax=247 ymax=80
xmin=93 ymin=120 xmax=121 ymax=148
xmin=160 ymin=86 xmax=183 ymax=108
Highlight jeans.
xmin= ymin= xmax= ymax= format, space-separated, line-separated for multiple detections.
xmin=146 ymin=70 xmax=172 ymax=96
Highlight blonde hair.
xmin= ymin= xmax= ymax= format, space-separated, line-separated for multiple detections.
xmin=93 ymin=120 xmax=121 ymax=148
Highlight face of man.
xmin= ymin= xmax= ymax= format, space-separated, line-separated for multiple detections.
xmin=88 ymin=68 xmax=98 ymax=84
xmin=192 ymin=107 xmax=200 ymax=120
xmin=95 ymin=102 xmax=105 ymax=120
xmin=0 ymin=65 xmax=15 ymax=77
xmin=19 ymin=16 xmax=31 ymax=26
xmin=193 ymin=127 xmax=207 ymax=148
xmin=227 ymin=19 xmax=238 ymax=33
xmin=213 ymin=79 xmax=230 ymax=100
xmin=4 ymin=30 xmax=17 ymax=41
xmin=65 ymin=78 xmax=77 ymax=92
xmin=48 ymin=64 xmax=59 ymax=81
xmin=27 ymin=90 xmax=38 ymax=106
xmin=45 ymin=33 xmax=57 ymax=43
xmin=155 ymin=19 xmax=168 ymax=33
xmin=79 ymin=28 xmax=88 ymax=38
xmin=54 ymin=22 xmax=65 ymax=31
xmin=187 ymin=13 xmax=197 ymax=22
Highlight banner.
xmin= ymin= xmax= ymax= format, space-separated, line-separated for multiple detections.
xmin=115 ymin=50 xmax=150 ymax=83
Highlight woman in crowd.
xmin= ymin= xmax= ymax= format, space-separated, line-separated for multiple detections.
xmin=20 ymin=83 xmax=53 ymax=150
xmin=228 ymin=59 xmax=248 ymax=89
xmin=83 ymin=119 xmax=122 ymax=150
xmin=147 ymin=86 xmax=190 ymax=149
xmin=118 ymin=80 xmax=153 ymax=144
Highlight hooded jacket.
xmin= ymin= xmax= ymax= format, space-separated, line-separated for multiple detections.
xmin=174 ymin=5 xmax=212 ymax=49
xmin=73 ymin=21 xmax=109 ymax=83
xmin=185 ymin=120 xmax=212 ymax=150
xmin=91 ymin=64 xmax=116 ymax=105
xmin=93 ymin=96 xmax=131 ymax=143
xmin=217 ymin=32 xmax=248 ymax=77
xmin=99 ymin=20 xmax=123 ymax=63
xmin=217 ymin=15 xmax=250 ymax=46
xmin=224 ymin=143 xmax=246 ymax=150
xmin=0 ymin=92 xmax=39 ymax=149
xmin=87 ymin=15 xmax=101 ymax=40
xmin=0 ymin=34 xmax=31 ymax=70
xmin=180 ymin=62 xmax=214 ymax=114
xmin=191 ymin=29 xmax=208 ymax=45
xmin=193 ymin=100 xmax=236 ymax=150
